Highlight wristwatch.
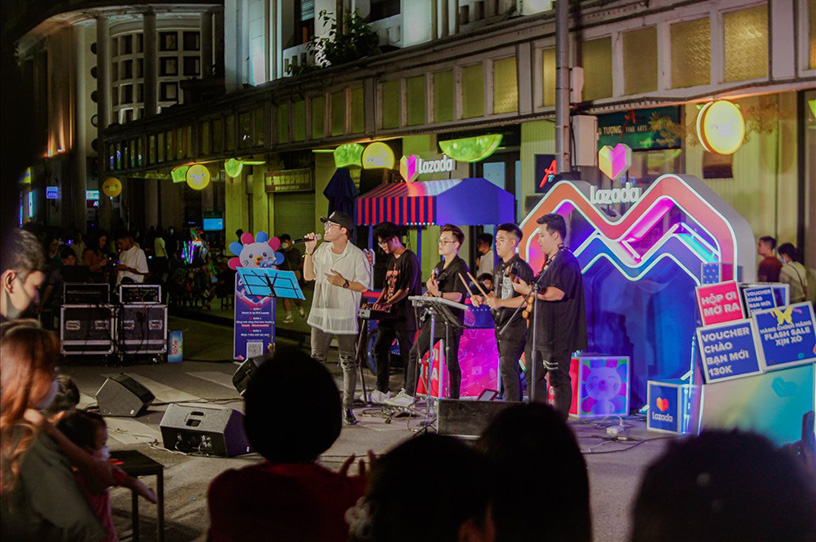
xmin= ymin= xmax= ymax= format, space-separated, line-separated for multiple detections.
xmin=342 ymin=279 xmax=350 ymax=289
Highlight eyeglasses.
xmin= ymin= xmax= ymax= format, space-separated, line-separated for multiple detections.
xmin=437 ymin=239 xmax=455 ymax=245
xmin=324 ymin=222 xmax=339 ymax=229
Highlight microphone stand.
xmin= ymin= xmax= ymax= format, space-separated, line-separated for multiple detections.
xmin=498 ymin=272 xmax=546 ymax=403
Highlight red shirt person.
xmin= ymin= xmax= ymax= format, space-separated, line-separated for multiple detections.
xmin=757 ymin=236 xmax=783 ymax=282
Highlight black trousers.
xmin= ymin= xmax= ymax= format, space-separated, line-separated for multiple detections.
xmin=373 ymin=325 xmax=416 ymax=393
xmin=406 ymin=320 xmax=461 ymax=399
xmin=496 ymin=332 xmax=526 ymax=402
xmin=524 ymin=346 xmax=572 ymax=419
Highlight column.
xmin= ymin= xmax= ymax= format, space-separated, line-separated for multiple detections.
xmin=143 ymin=10 xmax=158 ymax=116
xmin=202 ymin=10 xmax=214 ymax=77
xmin=96 ymin=16 xmax=112 ymax=232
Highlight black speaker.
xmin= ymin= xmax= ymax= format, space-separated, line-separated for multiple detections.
xmin=96 ymin=374 xmax=155 ymax=417
xmin=232 ymin=356 xmax=267 ymax=396
xmin=159 ymin=404 xmax=252 ymax=457
xmin=437 ymin=399 xmax=521 ymax=438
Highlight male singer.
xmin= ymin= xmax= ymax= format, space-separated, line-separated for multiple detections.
xmin=303 ymin=211 xmax=372 ymax=425
xmin=472 ymin=223 xmax=533 ymax=402
xmin=513 ymin=213 xmax=587 ymax=418
xmin=387 ymin=224 xmax=469 ymax=406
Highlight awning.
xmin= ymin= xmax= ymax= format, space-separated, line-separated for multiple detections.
xmin=356 ymin=178 xmax=515 ymax=226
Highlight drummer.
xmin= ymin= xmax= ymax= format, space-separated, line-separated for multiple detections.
xmin=370 ymin=222 xmax=422 ymax=402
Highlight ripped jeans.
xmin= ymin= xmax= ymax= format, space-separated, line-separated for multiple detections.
xmin=310 ymin=327 xmax=358 ymax=409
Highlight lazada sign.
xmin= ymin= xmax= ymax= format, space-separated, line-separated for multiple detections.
xmin=400 ymin=154 xmax=456 ymax=182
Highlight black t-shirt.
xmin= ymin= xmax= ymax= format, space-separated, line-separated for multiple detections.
xmin=533 ymin=249 xmax=588 ymax=354
xmin=432 ymin=255 xmax=470 ymax=327
xmin=492 ymin=254 xmax=534 ymax=341
xmin=280 ymin=246 xmax=304 ymax=284
xmin=379 ymin=249 xmax=422 ymax=330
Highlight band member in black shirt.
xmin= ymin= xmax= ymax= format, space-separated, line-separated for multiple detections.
xmin=371 ymin=222 xmax=422 ymax=400
xmin=513 ymin=213 xmax=587 ymax=418
xmin=472 ymin=223 xmax=534 ymax=402
xmin=388 ymin=224 xmax=469 ymax=405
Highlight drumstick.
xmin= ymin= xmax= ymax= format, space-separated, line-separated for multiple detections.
xmin=458 ymin=273 xmax=475 ymax=298
xmin=467 ymin=271 xmax=490 ymax=298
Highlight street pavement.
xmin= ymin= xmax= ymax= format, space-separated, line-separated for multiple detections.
xmin=58 ymin=316 xmax=675 ymax=542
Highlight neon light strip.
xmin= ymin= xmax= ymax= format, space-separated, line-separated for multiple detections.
xmin=577 ymin=234 xmax=714 ymax=278
xmin=580 ymin=251 xmax=702 ymax=285
xmin=521 ymin=175 xmax=739 ymax=279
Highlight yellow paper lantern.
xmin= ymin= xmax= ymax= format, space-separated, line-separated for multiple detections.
xmin=101 ymin=177 xmax=122 ymax=198
xmin=696 ymin=100 xmax=745 ymax=155
xmin=186 ymin=164 xmax=211 ymax=190
xmin=362 ymin=142 xmax=395 ymax=169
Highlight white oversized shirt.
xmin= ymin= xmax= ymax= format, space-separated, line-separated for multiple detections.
xmin=306 ymin=240 xmax=371 ymax=335
xmin=117 ymin=245 xmax=148 ymax=285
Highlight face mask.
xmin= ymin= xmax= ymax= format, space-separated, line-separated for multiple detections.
xmin=281 ymin=242 xmax=290 ymax=250
xmin=94 ymin=446 xmax=110 ymax=461
xmin=34 ymin=379 xmax=59 ymax=410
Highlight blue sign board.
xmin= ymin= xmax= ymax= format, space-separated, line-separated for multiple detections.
xmin=696 ymin=319 xmax=763 ymax=383
xmin=647 ymin=380 xmax=684 ymax=433
xmin=752 ymin=302 xmax=816 ymax=372
xmin=46 ymin=186 xmax=59 ymax=199
xmin=743 ymin=286 xmax=776 ymax=315
xmin=233 ymin=275 xmax=275 ymax=361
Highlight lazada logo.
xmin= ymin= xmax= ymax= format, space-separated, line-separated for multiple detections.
xmin=400 ymin=154 xmax=456 ymax=182
xmin=652 ymin=396 xmax=674 ymax=423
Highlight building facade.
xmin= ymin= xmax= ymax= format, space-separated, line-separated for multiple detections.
xmin=11 ymin=0 xmax=816 ymax=270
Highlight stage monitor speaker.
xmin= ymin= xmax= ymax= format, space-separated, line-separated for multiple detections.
xmin=437 ymin=399 xmax=521 ymax=438
xmin=232 ymin=356 xmax=267 ymax=396
xmin=96 ymin=374 xmax=155 ymax=417
xmin=159 ymin=404 xmax=252 ymax=457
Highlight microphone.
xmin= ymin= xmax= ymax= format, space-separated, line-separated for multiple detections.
xmin=292 ymin=234 xmax=321 ymax=244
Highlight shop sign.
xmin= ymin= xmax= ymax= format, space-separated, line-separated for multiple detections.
xmin=696 ymin=100 xmax=745 ymax=155
xmin=46 ymin=186 xmax=59 ymax=199
xmin=752 ymin=302 xmax=816 ymax=372
xmin=535 ymin=154 xmax=558 ymax=193
xmin=597 ymin=106 xmax=681 ymax=151
xmin=695 ymin=281 xmax=744 ymax=326
xmin=589 ymin=181 xmax=641 ymax=205
xmin=265 ymin=168 xmax=314 ymax=193
xmin=696 ymin=319 xmax=763 ymax=383
xmin=85 ymin=190 xmax=100 ymax=200
xmin=400 ymin=154 xmax=456 ymax=182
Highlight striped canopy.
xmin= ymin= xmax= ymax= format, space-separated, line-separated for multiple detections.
xmin=356 ymin=178 xmax=515 ymax=226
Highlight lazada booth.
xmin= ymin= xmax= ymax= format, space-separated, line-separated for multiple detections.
xmin=520 ymin=173 xmax=815 ymax=444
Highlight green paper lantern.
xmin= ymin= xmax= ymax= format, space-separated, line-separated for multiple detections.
xmin=439 ymin=134 xmax=503 ymax=163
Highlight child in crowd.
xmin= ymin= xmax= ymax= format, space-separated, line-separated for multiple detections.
xmin=57 ymin=411 xmax=156 ymax=542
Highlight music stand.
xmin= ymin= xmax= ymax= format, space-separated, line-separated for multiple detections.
xmin=408 ymin=296 xmax=466 ymax=429
xmin=237 ymin=268 xmax=305 ymax=300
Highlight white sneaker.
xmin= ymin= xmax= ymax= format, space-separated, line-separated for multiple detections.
xmin=297 ymin=307 xmax=306 ymax=318
xmin=384 ymin=389 xmax=415 ymax=408
xmin=368 ymin=390 xmax=392 ymax=404
xmin=282 ymin=313 xmax=294 ymax=323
